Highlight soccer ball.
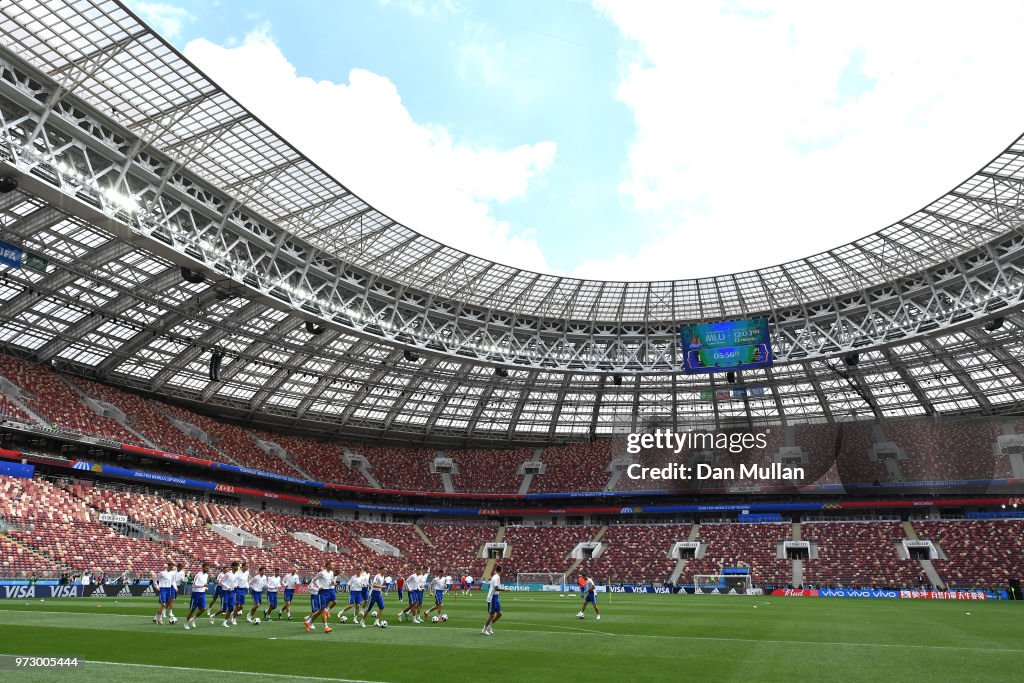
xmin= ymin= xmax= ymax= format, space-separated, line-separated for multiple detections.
xmin=253 ymin=618 xmax=261 ymax=625
xmin=168 ymin=616 xmax=177 ymax=624
xmin=440 ymin=614 xmax=448 ymax=622
xmin=371 ymin=610 xmax=378 ymax=618
xmin=431 ymin=616 xmax=439 ymax=623
xmin=380 ymin=620 xmax=388 ymax=629
xmin=339 ymin=615 xmax=348 ymax=623
xmin=577 ymin=612 xmax=585 ymax=619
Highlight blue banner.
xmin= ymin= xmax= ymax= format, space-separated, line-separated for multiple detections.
xmin=0 ymin=585 xmax=83 ymax=599
xmin=0 ymin=240 xmax=23 ymax=269
xmin=0 ymin=460 xmax=34 ymax=479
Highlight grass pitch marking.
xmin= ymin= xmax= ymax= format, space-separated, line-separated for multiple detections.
xmin=0 ymin=655 xmax=384 ymax=682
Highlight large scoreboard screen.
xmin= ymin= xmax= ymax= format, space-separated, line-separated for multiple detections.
xmin=680 ymin=317 xmax=772 ymax=374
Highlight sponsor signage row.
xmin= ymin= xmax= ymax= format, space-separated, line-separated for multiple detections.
xmin=769 ymin=588 xmax=989 ymax=600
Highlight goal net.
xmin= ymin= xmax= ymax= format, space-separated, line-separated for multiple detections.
xmin=516 ymin=572 xmax=568 ymax=590
xmin=692 ymin=574 xmax=754 ymax=595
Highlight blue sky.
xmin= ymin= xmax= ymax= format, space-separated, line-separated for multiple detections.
xmin=127 ymin=1 xmax=1024 ymax=280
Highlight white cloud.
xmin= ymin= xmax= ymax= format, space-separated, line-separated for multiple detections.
xmin=578 ymin=0 xmax=1024 ymax=280
xmin=182 ymin=27 xmax=555 ymax=271
xmin=134 ymin=2 xmax=193 ymax=40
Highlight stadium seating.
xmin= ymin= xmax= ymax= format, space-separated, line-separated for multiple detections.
xmin=529 ymin=442 xmax=612 ymax=492
xmin=448 ymin=448 xmax=528 ymax=493
xmin=684 ymin=522 xmax=792 ymax=586
xmin=357 ymin=446 xmax=441 ymax=491
xmin=0 ymin=355 xmax=136 ymax=442
xmin=886 ymin=420 xmax=1002 ymax=482
xmin=0 ymin=394 xmax=32 ymax=423
xmin=253 ymin=431 xmax=368 ymax=487
xmin=914 ymin=519 xmax=1024 ymax=591
xmin=0 ymin=534 xmax=65 ymax=578
xmin=502 ymin=525 xmax=601 ymax=578
xmin=418 ymin=522 xmax=497 ymax=575
xmin=68 ymin=377 xmax=225 ymax=462
xmin=158 ymin=405 xmax=302 ymax=477
xmin=801 ymin=522 xmax=920 ymax=588
xmin=578 ymin=523 xmax=690 ymax=584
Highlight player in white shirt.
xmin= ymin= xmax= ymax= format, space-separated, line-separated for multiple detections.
xmin=231 ymin=562 xmax=250 ymax=625
xmin=152 ymin=561 xmax=177 ymax=625
xmin=578 ymin=571 xmax=601 ymax=620
xmin=465 ymin=575 xmax=474 ymax=596
xmin=263 ymin=569 xmax=282 ymax=621
xmin=184 ymin=561 xmax=211 ymax=630
xmin=482 ymin=564 xmax=505 ymax=635
xmin=398 ymin=569 xmax=419 ymax=623
xmin=247 ymin=567 xmax=267 ymax=622
xmin=359 ymin=568 xmax=371 ymax=612
xmin=166 ymin=561 xmax=186 ymax=622
xmin=424 ymin=569 xmax=449 ymax=621
xmin=280 ymin=569 xmax=299 ymax=620
xmin=211 ymin=561 xmax=239 ymax=627
xmin=366 ymin=566 xmax=387 ymax=627
xmin=339 ymin=570 xmax=365 ymax=626
xmin=304 ymin=560 xmax=335 ymax=634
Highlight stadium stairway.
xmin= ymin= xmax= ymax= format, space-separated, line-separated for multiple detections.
xmin=565 ymin=525 xmax=609 ymax=578
xmin=61 ymin=376 xmax=156 ymax=449
xmin=251 ymin=431 xmax=315 ymax=480
xmin=904 ymin=521 xmax=946 ymax=588
xmin=792 ymin=522 xmax=802 ymax=586
xmin=0 ymin=376 xmax=46 ymax=426
xmin=517 ymin=448 xmax=544 ymax=494
xmin=482 ymin=525 xmax=506 ymax=577
xmin=669 ymin=524 xmax=702 ymax=584
xmin=412 ymin=524 xmax=435 ymax=548
xmin=345 ymin=447 xmax=381 ymax=488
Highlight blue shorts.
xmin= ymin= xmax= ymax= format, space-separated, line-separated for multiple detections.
xmin=214 ymin=586 xmax=223 ymax=598
xmin=585 ymin=591 xmax=597 ymax=604
xmin=250 ymin=589 xmax=262 ymax=604
xmin=349 ymin=591 xmax=361 ymax=605
xmin=268 ymin=591 xmax=278 ymax=608
xmin=310 ymin=594 xmax=321 ymax=612
xmin=321 ymin=589 xmax=336 ymax=604
xmin=190 ymin=592 xmax=207 ymax=610
xmin=488 ymin=595 xmax=501 ymax=614
xmin=159 ymin=587 xmax=174 ymax=605
xmin=170 ymin=587 xmax=178 ymax=599
xmin=361 ymin=588 xmax=369 ymax=602
xmin=284 ymin=589 xmax=295 ymax=602
xmin=408 ymin=590 xmax=416 ymax=605
xmin=221 ymin=592 xmax=234 ymax=612
xmin=369 ymin=591 xmax=384 ymax=611
xmin=234 ymin=588 xmax=246 ymax=606
xmin=434 ymin=590 xmax=444 ymax=605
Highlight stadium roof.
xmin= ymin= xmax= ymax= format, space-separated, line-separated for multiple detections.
xmin=2 ymin=0 xmax=1024 ymax=443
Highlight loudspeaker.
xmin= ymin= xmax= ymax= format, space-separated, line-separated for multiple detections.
xmin=403 ymin=349 xmax=420 ymax=362
xmin=985 ymin=317 xmax=1005 ymax=332
xmin=0 ymin=176 xmax=17 ymax=193
xmin=613 ymin=374 xmax=622 ymax=386
xmin=305 ymin=321 xmax=325 ymax=335
xmin=181 ymin=267 xmax=205 ymax=284
xmin=844 ymin=353 xmax=860 ymax=366
xmin=726 ymin=371 xmax=736 ymax=384
xmin=209 ymin=349 xmax=224 ymax=381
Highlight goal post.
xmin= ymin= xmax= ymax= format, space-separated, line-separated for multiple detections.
xmin=692 ymin=573 xmax=754 ymax=594
xmin=515 ymin=572 xmax=568 ymax=590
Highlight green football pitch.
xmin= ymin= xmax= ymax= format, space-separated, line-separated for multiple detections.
xmin=0 ymin=593 xmax=1020 ymax=682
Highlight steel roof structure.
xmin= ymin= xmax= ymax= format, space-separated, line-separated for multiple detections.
xmin=2 ymin=0 xmax=1024 ymax=444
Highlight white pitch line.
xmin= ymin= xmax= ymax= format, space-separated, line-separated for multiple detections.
xmin=3 ymin=609 xmax=1022 ymax=656
xmin=0 ymin=656 xmax=386 ymax=682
